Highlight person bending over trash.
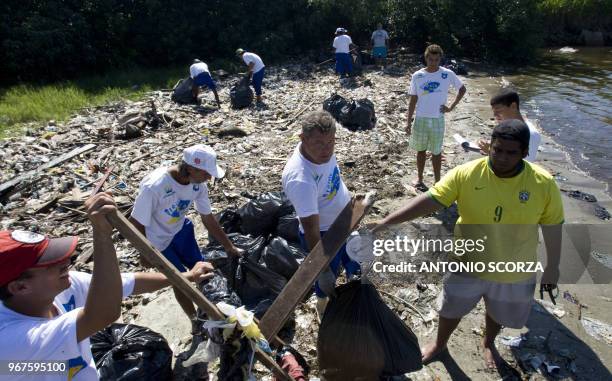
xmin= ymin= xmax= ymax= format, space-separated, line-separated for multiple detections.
xmin=282 ymin=110 xmax=360 ymax=319
xmin=370 ymin=120 xmax=563 ymax=370
xmin=406 ymin=44 xmax=466 ymax=192
xmin=477 ymin=89 xmax=541 ymax=163
xmin=190 ymin=59 xmax=221 ymax=107
xmin=0 ymin=192 xmax=214 ymax=381
xmin=130 ymin=144 xmax=243 ymax=333
xmin=332 ymin=28 xmax=357 ymax=79
xmin=235 ymin=48 xmax=265 ymax=103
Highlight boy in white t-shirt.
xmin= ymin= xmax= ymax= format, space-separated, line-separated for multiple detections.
xmin=0 ymin=193 xmax=213 ymax=381
xmin=282 ymin=110 xmax=359 ymax=318
xmin=130 ymin=144 xmax=243 ymax=327
xmin=407 ymin=44 xmax=467 ymax=191
xmin=235 ymin=49 xmax=266 ymax=103
xmin=332 ymin=28 xmax=356 ymax=78
xmin=477 ymin=89 xmax=542 ymax=162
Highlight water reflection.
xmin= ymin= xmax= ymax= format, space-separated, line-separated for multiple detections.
xmin=503 ymin=48 xmax=612 ymax=192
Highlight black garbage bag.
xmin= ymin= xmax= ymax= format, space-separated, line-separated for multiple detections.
xmin=339 ymin=99 xmax=376 ymax=131
xmin=208 ymin=209 xmax=243 ymax=242
xmin=198 ymin=270 xmax=242 ymax=307
xmin=238 ymin=192 xmax=294 ymax=237
xmin=233 ymin=256 xmax=287 ymax=311
xmin=261 ymin=237 xmax=306 ymax=280
xmin=360 ymin=50 xmax=374 ymax=65
xmin=91 ymin=323 xmax=172 ymax=381
xmin=323 ymin=94 xmax=349 ymax=121
xmin=171 ymin=77 xmax=197 ymax=104
xmin=317 ymin=281 xmax=422 ymax=380
xmin=203 ymin=233 xmax=267 ymax=277
xmin=230 ymin=77 xmax=253 ymax=109
xmin=275 ymin=213 xmax=300 ymax=243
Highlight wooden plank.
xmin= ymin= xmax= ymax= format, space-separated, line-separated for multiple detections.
xmin=105 ymin=210 xmax=293 ymax=380
xmin=0 ymin=144 xmax=96 ymax=196
xmin=259 ymin=193 xmax=375 ymax=340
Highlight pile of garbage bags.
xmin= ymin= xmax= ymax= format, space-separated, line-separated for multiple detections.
xmin=202 ymin=192 xmax=306 ymax=315
xmin=323 ymin=94 xmax=376 ymax=131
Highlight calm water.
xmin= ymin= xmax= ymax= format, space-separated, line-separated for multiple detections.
xmin=503 ymin=47 xmax=612 ymax=192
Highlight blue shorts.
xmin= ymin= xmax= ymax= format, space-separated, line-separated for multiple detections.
xmin=372 ymin=46 xmax=387 ymax=58
xmin=194 ymin=72 xmax=216 ymax=90
xmin=335 ymin=53 xmax=353 ymax=75
xmin=252 ymin=68 xmax=265 ymax=96
xmin=299 ymin=230 xmax=360 ymax=298
xmin=162 ymin=219 xmax=203 ymax=272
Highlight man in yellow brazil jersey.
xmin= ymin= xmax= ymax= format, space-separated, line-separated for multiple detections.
xmin=370 ymin=119 xmax=563 ymax=370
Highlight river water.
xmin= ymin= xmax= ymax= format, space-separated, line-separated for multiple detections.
xmin=501 ymin=47 xmax=612 ymax=193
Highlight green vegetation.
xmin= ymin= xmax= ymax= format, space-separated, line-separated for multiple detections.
xmin=0 ymin=66 xmax=186 ymax=136
xmin=1 ymin=0 xmax=608 ymax=134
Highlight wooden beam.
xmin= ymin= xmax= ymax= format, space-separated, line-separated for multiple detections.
xmin=259 ymin=193 xmax=374 ymax=340
xmin=0 ymin=144 xmax=97 ymax=197
xmin=105 ymin=210 xmax=293 ymax=380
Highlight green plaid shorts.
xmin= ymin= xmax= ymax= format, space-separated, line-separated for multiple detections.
xmin=409 ymin=116 xmax=445 ymax=155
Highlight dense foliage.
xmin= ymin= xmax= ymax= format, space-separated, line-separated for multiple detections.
xmin=1 ymin=0 xmax=609 ymax=84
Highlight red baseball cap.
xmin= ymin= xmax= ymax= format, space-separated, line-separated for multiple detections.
xmin=0 ymin=230 xmax=78 ymax=286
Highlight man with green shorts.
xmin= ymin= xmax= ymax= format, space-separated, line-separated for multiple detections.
xmin=407 ymin=44 xmax=466 ymax=191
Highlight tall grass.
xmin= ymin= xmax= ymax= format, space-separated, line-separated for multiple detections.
xmin=0 ymin=66 xmax=186 ymax=137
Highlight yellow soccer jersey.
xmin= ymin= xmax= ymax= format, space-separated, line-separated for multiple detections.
xmin=428 ymin=157 xmax=564 ymax=282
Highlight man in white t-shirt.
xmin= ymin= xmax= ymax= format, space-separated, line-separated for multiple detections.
xmin=407 ymin=44 xmax=467 ymax=191
xmin=235 ymin=49 xmax=265 ymax=103
xmin=189 ymin=59 xmax=221 ymax=107
xmin=130 ymin=144 xmax=243 ymax=326
xmin=282 ymin=110 xmax=359 ymax=318
xmin=477 ymin=89 xmax=541 ymax=162
xmin=0 ymin=192 xmax=214 ymax=381
xmin=371 ymin=23 xmax=389 ymax=67
xmin=332 ymin=28 xmax=356 ymax=78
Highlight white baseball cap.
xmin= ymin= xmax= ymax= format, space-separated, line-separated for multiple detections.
xmin=182 ymin=144 xmax=225 ymax=178
xmin=335 ymin=27 xmax=347 ymax=34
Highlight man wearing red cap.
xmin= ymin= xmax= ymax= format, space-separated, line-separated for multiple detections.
xmin=0 ymin=192 xmax=214 ymax=380
xmin=130 ymin=144 xmax=243 ymax=329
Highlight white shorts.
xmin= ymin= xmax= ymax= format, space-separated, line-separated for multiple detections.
xmin=436 ymin=273 xmax=536 ymax=328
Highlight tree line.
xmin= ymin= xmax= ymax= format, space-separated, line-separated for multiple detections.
xmin=1 ymin=0 xmax=609 ymax=85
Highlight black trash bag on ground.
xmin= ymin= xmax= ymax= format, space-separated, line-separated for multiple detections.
xmin=230 ymin=77 xmax=253 ymax=109
xmin=203 ymin=233 xmax=267 ymax=277
xmin=208 ymin=209 xmax=243 ymax=243
xmin=261 ymin=236 xmax=306 ymax=280
xmin=323 ymin=94 xmax=349 ymax=121
xmin=198 ymin=270 xmax=242 ymax=307
xmin=234 ymin=256 xmax=287 ymax=311
xmin=171 ymin=77 xmax=197 ymax=104
xmin=339 ymin=99 xmax=376 ymax=131
xmin=275 ymin=213 xmax=300 ymax=243
xmin=91 ymin=323 xmax=172 ymax=381
xmin=317 ymin=281 xmax=422 ymax=380
xmin=218 ymin=333 xmax=253 ymax=381
xmin=238 ymin=192 xmax=294 ymax=237
xmin=360 ymin=50 xmax=374 ymax=65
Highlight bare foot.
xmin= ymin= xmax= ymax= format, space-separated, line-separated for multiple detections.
xmin=482 ymin=340 xmax=502 ymax=370
xmin=412 ymin=181 xmax=428 ymax=192
xmin=421 ymin=342 xmax=447 ymax=364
